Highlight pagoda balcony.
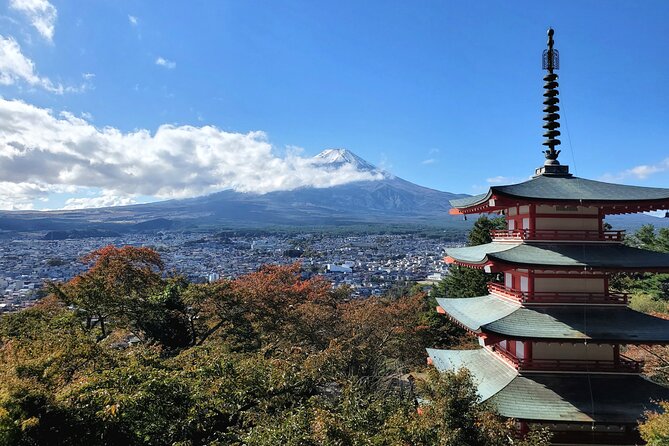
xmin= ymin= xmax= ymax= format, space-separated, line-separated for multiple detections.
xmin=493 ymin=347 xmax=642 ymax=374
xmin=490 ymin=229 xmax=625 ymax=242
xmin=487 ymin=282 xmax=629 ymax=305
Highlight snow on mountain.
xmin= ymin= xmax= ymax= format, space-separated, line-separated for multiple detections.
xmin=313 ymin=149 xmax=386 ymax=175
xmin=0 ymin=149 xmax=469 ymax=228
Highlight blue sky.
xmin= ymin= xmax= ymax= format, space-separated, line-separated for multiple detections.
xmin=0 ymin=0 xmax=668 ymax=210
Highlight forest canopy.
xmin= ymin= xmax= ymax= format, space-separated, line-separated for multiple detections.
xmin=0 ymin=242 xmax=554 ymax=446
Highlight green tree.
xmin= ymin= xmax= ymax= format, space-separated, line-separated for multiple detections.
xmin=618 ymin=225 xmax=669 ymax=302
xmin=433 ymin=265 xmax=491 ymax=298
xmin=50 ymin=246 xmax=164 ymax=339
xmin=468 ymin=215 xmax=506 ymax=246
xmin=1 ymin=246 xmax=553 ymax=446
xmin=639 ymin=401 xmax=669 ymax=445
xmin=433 ymin=215 xmax=504 ymax=299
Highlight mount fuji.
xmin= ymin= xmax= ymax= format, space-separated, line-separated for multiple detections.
xmin=0 ymin=149 xmax=469 ymax=230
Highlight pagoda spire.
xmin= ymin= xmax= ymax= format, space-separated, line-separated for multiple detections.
xmin=535 ymin=28 xmax=570 ymax=177
xmin=542 ymin=28 xmax=561 ymax=164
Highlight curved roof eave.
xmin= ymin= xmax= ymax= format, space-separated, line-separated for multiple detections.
xmin=445 ymin=243 xmax=669 ymax=271
xmin=483 ymin=306 xmax=669 ymax=343
xmin=435 ymin=295 xmax=669 ymax=343
xmin=426 ymin=348 xmax=517 ymax=401
xmin=436 ymin=295 xmax=519 ymax=332
xmin=491 ymin=373 xmax=669 ymax=423
xmin=449 ymin=175 xmax=669 ymax=212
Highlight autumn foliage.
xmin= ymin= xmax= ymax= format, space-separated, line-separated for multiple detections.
xmin=0 ymin=245 xmax=549 ymax=446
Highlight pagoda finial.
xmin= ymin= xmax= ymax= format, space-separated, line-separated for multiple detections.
xmin=541 ymin=27 xmax=561 ymax=165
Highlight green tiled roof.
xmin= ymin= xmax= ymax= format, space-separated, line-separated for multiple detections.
xmin=450 ymin=175 xmax=669 ymax=209
xmin=427 ymin=347 xmax=669 ymax=423
xmin=445 ymin=242 xmax=669 ymax=269
xmin=426 ymin=348 xmax=517 ymax=401
xmin=487 ymin=305 xmax=669 ymax=342
xmin=435 ymin=295 xmax=518 ymax=332
xmin=490 ymin=374 xmax=669 ymax=423
xmin=446 ymin=242 xmax=514 ymax=263
xmin=450 ymin=193 xmax=488 ymax=208
xmin=437 ymin=295 xmax=669 ymax=342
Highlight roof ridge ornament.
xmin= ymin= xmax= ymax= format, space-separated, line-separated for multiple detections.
xmin=535 ymin=28 xmax=571 ymax=177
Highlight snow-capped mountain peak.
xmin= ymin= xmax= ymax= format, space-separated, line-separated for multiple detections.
xmin=314 ymin=148 xmax=380 ymax=173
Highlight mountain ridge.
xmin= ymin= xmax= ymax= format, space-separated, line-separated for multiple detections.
xmin=0 ymin=149 xmax=469 ymax=229
xmin=1 ymin=149 xmax=666 ymax=232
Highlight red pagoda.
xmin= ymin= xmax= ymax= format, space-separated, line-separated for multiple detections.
xmin=427 ymin=29 xmax=669 ymax=445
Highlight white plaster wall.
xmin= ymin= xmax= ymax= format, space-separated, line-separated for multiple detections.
xmin=536 ymin=205 xmax=599 ymax=215
xmin=534 ymin=277 xmax=605 ymax=293
xmin=532 ymin=343 xmax=614 ymax=361
xmin=534 ymin=217 xmax=599 ymax=230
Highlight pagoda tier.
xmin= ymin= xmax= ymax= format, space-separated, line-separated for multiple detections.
xmin=436 ymin=295 xmax=669 ymax=344
xmin=427 ymin=348 xmax=669 ymax=445
xmin=449 ymin=175 xmax=669 ymax=216
xmin=444 ymin=242 xmax=669 ymax=272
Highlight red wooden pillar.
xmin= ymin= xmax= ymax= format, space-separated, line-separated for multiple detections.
xmin=509 ymin=340 xmax=517 ymax=356
xmin=529 ymin=204 xmax=536 ymax=238
xmin=525 ymin=341 xmax=533 ymax=361
xmin=518 ymin=421 xmax=530 ymax=437
xmin=528 ymin=269 xmax=535 ymax=301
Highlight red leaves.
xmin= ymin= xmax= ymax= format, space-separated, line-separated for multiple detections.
xmin=76 ymin=245 xmax=164 ymax=293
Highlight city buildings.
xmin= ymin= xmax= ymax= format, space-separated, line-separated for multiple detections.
xmin=0 ymin=231 xmax=453 ymax=313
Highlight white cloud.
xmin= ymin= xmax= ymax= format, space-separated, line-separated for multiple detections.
xmin=0 ymin=34 xmax=70 ymax=93
xmin=128 ymin=15 xmax=138 ymax=26
xmin=600 ymin=158 xmax=669 ymax=182
xmin=9 ymin=0 xmax=57 ymax=42
xmin=421 ymin=158 xmax=436 ymax=165
xmin=0 ymin=181 xmax=48 ymax=209
xmin=486 ymin=176 xmax=512 ymax=184
xmin=155 ymin=57 xmax=176 ymax=69
xmin=0 ymin=98 xmax=383 ymax=209
xmin=63 ymin=191 xmax=137 ymax=210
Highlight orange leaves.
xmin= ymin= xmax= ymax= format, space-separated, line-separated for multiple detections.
xmin=79 ymin=245 xmax=164 ymax=291
xmin=82 ymin=245 xmax=164 ymax=270
xmin=52 ymin=246 xmax=167 ymax=339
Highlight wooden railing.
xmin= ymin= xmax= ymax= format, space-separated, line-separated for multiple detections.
xmin=491 ymin=229 xmax=625 ymax=242
xmin=494 ymin=347 xmax=641 ymax=373
xmin=487 ymin=282 xmax=629 ymax=304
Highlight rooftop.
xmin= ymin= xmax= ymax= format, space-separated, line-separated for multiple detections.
xmin=450 ymin=175 xmax=669 ymax=214
xmin=445 ymin=242 xmax=669 ymax=271
xmin=426 ymin=347 xmax=517 ymax=401
xmin=436 ymin=295 xmax=669 ymax=342
xmin=491 ymin=373 xmax=669 ymax=423
xmin=428 ymin=347 xmax=669 ymax=423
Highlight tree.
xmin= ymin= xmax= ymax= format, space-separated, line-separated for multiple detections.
xmin=1 ymin=246 xmax=554 ymax=445
xmin=182 ymin=279 xmax=259 ymax=350
xmin=468 ymin=215 xmax=506 ymax=246
xmin=50 ymin=246 xmax=164 ymax=339
xmin=639 ymin=401 xmax=669 ymax=445
xmin=433 ymin=265 xmax=491 ymax=298
xmin=136 ymin=276 xmax=193 ymax=349
xmin=617 ymin=225 xmax=669 ymax=301
xmin=433 ymin=215 xmax=504 ymax=299
xmin=244 ymin=369 xmax=551 ymax=446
